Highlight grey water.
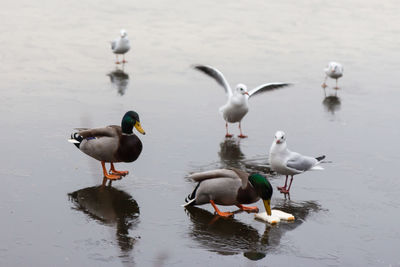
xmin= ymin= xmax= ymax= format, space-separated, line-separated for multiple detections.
xmin=1 ymin=0 xmax=400 ymax=266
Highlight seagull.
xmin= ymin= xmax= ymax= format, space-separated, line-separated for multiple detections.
xmin=269 ymin=131 xmax=325 ymax=194
xmin=111 ymin=29 xmax=130 ymax=64
xmin=193 ymin=65 xmax=291 ymax=138
xmin=322 ymin=62 xmax=343 ymax=89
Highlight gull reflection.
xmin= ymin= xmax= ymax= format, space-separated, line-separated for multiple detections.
xmin=108 ymin=67 xmax=130 ymax=96
xmin=323 ymin=95 xmax=341 ymax=114
xmin=68 ymin=186 xmax=139 ymax=259
xmin=322 ymin=88 xmax=341 ymax=115
xmin=184 ymin=199 xmax=322 ymax=260
xmin=218 ymin=138 xmax=245 ymax=168
xmin=218 ymin=138 xmax=270 ymax=174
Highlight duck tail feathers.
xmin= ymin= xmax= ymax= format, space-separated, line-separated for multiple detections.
xmin=182 ymin=183 xmax=200 ymax=207
xmin=68 ymin=133 xmax=83 ymax=149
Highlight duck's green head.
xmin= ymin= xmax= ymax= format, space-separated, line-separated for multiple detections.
xmin=121 ymin=111 xmax=146 ymax=135
xmin=249 ymin=173 xmax=273 ymax=215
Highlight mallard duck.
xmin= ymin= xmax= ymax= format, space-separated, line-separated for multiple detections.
xmin=184 ymin=168 xmax=273 ymax=217
xmin=322 ymin=62 xmax=343 ymax=89
xmin=269 ymin=131 xmax=325 ymax=194
xmin=111 ymin=29 xmax=130 ymax=64
xmin=69 ymin=111 xmax=145 ymax=186
xmin=193 ymin=64 xmax=290 ymax=138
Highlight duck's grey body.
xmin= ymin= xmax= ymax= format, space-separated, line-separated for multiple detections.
xmin=75 ymin=125 xmax=142 ymax=163
xmin=186 ymin=169 xmax=259 ymax=206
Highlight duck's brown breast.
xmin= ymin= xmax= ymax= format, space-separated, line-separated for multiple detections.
xmin=236 ymin=183 xmax=259 ymax=204
xmin=115 ymin=134 xmax=143 ymax=162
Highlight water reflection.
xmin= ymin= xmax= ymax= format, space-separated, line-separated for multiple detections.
xmin=322 ymin=88 xmax=341 ymax=115
xmin=218 ymin=138 xmax=245 ymax=168
xmin=218 ymin=138 xmax=271 ymax=174
xmin=108 ymin=67 xmax=130 ymax=96
xmin=185 ymin=200 xmax=322 ymax=260
xmin=68 ymin=186 xmax=140 ymax=257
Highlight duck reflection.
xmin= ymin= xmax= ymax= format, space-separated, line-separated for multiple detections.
xmin=108 ymin=68 xmax=130 ymax=96
xmin=322 ymin=87 xmax=341 ymax=115
xmin=184 ymin=199 xmax=321 ymax=260
xmin=68 ymin=186 xmax=140 ymax=254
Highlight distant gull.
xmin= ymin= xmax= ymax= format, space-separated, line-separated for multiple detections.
xmin=322 ymin=62 xmax=343 ymax=89
xmin=269 ymin=131 xmax=325 ymax=194
xmin=193 ymin=64 xmax=291 ymax=138
xmin=111 ymin=29 xmax=130 ymax=64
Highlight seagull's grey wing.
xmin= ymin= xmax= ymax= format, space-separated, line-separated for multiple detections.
xmin=193 ymin=65 xmax=233 ymax=97
xmin=286 ymin=153 xmax=318 ymax=172
xmin=248 ymin=82 xmax=291 ymax=97
xmin=189 ymin=169 xmax=238 ymax=182
xmin=111 ymin=40 xmax=117 ymax=50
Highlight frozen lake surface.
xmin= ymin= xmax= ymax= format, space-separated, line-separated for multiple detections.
xmin=1 ymin=0 xmax=399 ymax=266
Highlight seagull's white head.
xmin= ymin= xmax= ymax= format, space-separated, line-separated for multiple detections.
xmin=274 ymin=131 xmax=286 ymax=144
xmin=120 ymin=29 xmax=127 ymax=37
xmin=236 ymin=84 xmax=249 ymax=96
xmin=329 ymin=62 xmax=341 ymax=73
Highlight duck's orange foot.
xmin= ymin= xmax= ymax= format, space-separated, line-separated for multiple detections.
xmin=236 ymin=204 xmax=259 ymax=213
xmin=104 ymin=173 xmax=122 ymax=180
xmin=215 ymin=211 xmax=234 ymax=217
xmin=110 ymin=170 xmax=129 ymax=176
xmin=210 ymin=200 xmax=234 ymax=217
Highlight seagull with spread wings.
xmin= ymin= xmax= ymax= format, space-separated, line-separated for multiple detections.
xmin=193 ymin=65 xmax=291 ymax=138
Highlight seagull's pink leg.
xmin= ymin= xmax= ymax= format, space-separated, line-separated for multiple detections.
xmin=225 ymin=122 xmax=233 ymax=138
xmin=237 ymin=122 xmax=247 ymax=138
xmin=115 ymin=55 xmax=120 ymax=64
xmin=334 ymin=78 xmax=339 ymax=89
xmin=280 ymin=176 xmax=294 ymax=194
xmin=122 ymin=54 xmax=127 ymax=63
xmin=322 ymin=76 xmax=328 ymax=88
xmin=277 ymin=175 xmax=288 ymax=191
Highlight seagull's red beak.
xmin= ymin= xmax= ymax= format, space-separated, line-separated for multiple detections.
xmin=244 ymin=92 xmax=249 ymax=95
xmin=276 ymin=140 xmax=281 ymax=144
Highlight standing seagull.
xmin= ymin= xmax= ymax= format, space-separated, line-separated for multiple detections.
xmin=322 ymin=62 xmax=343 ymax=89
xmin=111 ymin=29 xmax=130 ymax=64
xmin=269 ymin=131 xmax=325 ymax=194
xmin=193 ymin=65 xmax=290 ymax=138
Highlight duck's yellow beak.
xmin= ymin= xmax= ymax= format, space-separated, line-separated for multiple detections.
xmin=134 ymin=121 xmax=146 ymax=135
xmin=263 ymin=199 xmax=272 ymax=216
